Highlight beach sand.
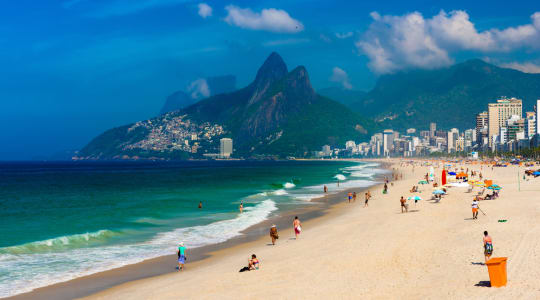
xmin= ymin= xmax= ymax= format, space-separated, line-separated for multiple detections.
xmin=78 ymin=158 xmax=540 ymax=300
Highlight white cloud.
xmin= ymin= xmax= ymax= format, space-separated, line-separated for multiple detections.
xmin=224 ymin=5 xmax=304 ymax=33
xmin=319 ymin=34 xmax=332 ymax=43
xmin=330 ymin=67 xmax=353 ymax=90
xmin=500 ymin=62 xmax=540 ymax=73
xmin=187 ymin=78 xmax=210 ymax=99
xmin=356 ymin=10 xmax=540 ymax=73
xmin=197 ymin=3 xmax=212 ymax=18
xmin=335 ymin=32 xmax=353 ymax=39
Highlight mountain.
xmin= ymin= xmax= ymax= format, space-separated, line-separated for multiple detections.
xmin=77 ymin=52 xmax=373 ymax=160
xmin=352 ymin=59 xmax=540 ymax=131
xmin=182 ymin=52 xmax=373 ymax=155
xmin=318 ymin=87 xmax=366 ymax=107
xmin=159 ymin=75 xmax=236 ymax=114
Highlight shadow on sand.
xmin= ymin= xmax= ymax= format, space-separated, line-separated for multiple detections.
xmin=474 ymin=281 xmax=491 ymax=287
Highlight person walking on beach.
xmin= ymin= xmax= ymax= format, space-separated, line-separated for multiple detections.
xmin=483 ymin=231 xmax=493 ymax=262
xmin=400 ymin=196 xmax=408 ymax=213
xmin=239 ymin=201 xmax=244 ymax=213
xmin=353 ymin=192 xmax=357 ymax=202
xmin=367 ymin=190 xmax=372 ymax=201
xmin=269 ymin=224 xmax=279 ymax=245
xmin=348 ymin=192 xmax=352 ymax=203
xmin=293 ymin=216 xmax=302 ymax=239
xmin=177 ymin=242 xmax=187 ymax=271
xmin=364 ymin=192 xmax=369 ymax=207
xmin=472 ymin=199 xmax=480 ymax=219
xmin=383 ymin=183 xmax=388 ymax=194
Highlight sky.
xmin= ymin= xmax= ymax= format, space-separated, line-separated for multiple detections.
xmin=1 ymin=0 xmax=539 ymax=160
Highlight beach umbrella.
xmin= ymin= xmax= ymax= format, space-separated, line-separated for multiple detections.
xmin=487 ymin=185 xmax=501 ymax=190
xmin=448 ymin=172 xmax=457 ymax=176
xmin=407 ymin=196 xmax=422 ymax=201
xmin=474 ymin=182 xmax=485 ymax=187
xmin=533 ymin=171 xmax=540 ymax=176
xmin=432 ymin=190 xmax=446 ymax=194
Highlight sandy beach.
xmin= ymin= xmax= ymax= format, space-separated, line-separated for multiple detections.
xmin=73 ymin=158 xmax=540 ymax=300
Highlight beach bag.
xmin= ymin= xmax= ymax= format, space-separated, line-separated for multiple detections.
xmin=239 ymin=266 xmax=250 ymax=272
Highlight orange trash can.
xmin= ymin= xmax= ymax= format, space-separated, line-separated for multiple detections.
xmin=485 ymin=257 xmax=508 ymax=287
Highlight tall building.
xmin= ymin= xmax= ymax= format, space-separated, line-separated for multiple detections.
xmin=525 ymin=111 xmax=536 ymax=139
xmin=383 ymin=129 xmax=394 ymax=156
xmin=219 ymin=138 xmax=233 ymax=158
xmin=488 ymin=98 xmax=522 ymax=147
xmin=476 ymin=111 xmax=488 ymax=145
xmin=447 ymin=128 xmax=459 ymax=153
xmin=429 ymin=123 xmax=436 ymax=137
xmin=536 ymin=99 xmax=540 ymax=135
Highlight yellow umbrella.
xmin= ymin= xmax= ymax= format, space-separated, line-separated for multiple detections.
xmin=474 ymin=182 xmax=485 ymax=187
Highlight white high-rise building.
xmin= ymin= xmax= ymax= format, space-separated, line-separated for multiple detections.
xmin=488 ymin=97 xmax=522 ymax=147
xmin=383 ymin=129 xmax=394 ymax=156
xmin=220 ymin=138 xmax=233 ymax=158
xmin=345 ymin=141 xmax=356 ymax=150
xmin=536 ymin=99 xmax=540 ymax=135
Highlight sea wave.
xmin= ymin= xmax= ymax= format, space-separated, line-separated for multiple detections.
xmin=150 ymin=199 xmax=278 ymax=248
xmin=272 ymin=189 xmax=288 ymax=196
xmin=0 ymin=200 xmax=278 ymax=298
xmin=0 ymin=230 xmax=118 ymax=254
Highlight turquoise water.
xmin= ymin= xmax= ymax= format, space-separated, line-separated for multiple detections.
xmin=0 ymin=160 xmax=382 ymax=297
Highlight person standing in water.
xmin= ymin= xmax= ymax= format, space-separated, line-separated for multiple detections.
xmin=198 ymin=201 xmax=202 ymax=209
xmin=324 ymin=185 xmax=328 ymax=193
xmin=483 ymin=231 xmax=493 ymax=262
xmin=239 ymin=202 xmax=243 ymax=213
xmin=293 ymin=216 xmax=302 ymax=239
xmin=177 ymin=242 xmax=187 ymax=271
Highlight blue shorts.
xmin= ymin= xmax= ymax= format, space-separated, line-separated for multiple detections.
xmin=178 ymin=255 xmax=185 ymax=264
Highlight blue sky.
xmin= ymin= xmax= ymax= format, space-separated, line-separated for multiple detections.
xmin=1 ymin=0 xmax=539 ymax=159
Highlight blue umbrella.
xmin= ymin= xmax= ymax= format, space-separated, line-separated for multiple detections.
xmin=432 ymin=190 xmax=446 ymax=194
xmin=448 ymin=172 xmax=457 ymax=175
xmin=487 ymin=186 xmax=501 ymax=190
xmin=533 ymin=171 xmax=540 ymax=176
xmin=407 ymin=196 xmax=422 ymax=201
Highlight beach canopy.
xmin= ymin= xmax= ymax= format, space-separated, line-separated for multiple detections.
xmin=407 ymin=196 xmax=422 ymax=201
xmin=456 ymin=172 xmax=468 ymax=178
xmin=432 ymin=190 xmax=446 ymax=194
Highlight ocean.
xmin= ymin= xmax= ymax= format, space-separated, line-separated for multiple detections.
xmin=0 ymin=160 xmax=383 ymax=298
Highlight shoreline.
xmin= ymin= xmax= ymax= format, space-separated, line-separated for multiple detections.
xmin=6 ymin=161 xmax=389 ymax=300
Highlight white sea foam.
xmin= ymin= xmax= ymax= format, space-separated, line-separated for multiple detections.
xmin=283 ymin=182 xmax=296 ymax=188
xmin=0 ymin=200 xmax=277 ymax=298
xmin=273 ymin=189 xmax=288 ymax=196
xmin=334 ymin=174 xmax=347 ymax=181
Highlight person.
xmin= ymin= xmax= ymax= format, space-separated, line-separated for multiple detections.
xmin=249 ymin=254 xmax=260 ymax=270
xmin=364 ymin=192 xmax=369 ymax=207
xmin=353 ymin=192 xmax=357 ymax=202
xmin=239 ymin=254 xmax=260 ymax=272
xmin=483 ymin=231 xmax=493 ymax=262
xmin=293 ymin=216 xmax=302 ymax=239
xmin=177 ymin=242 xmax=187 ymax=271
xmin=348 ymin=192 xmax=352 ymax=203
xmin=198 ymin=201 xmax=202 ymax=209
xmin=324 ymin=185 xmax=328 ymax=193
xmin=269 ymin=224 xmax=279 ymax=245
xmin=472 ymin=198 xmax=479 ymax=219
xmin=400 ymin=196 xmax=407 ymax=213
xmin=367 ymin=190 xmax=372 ymax=200
xmin=239 ymin=201 xmax=244 ymax=213
xmin=383 ymin=183 xmax=388 ymax=194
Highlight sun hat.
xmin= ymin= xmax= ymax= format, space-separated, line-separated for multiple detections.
xmin=179 ymin=242 xmax=184 ymax=247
